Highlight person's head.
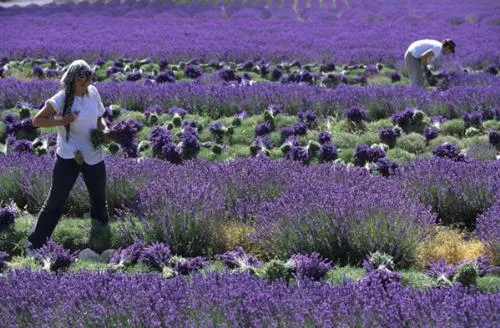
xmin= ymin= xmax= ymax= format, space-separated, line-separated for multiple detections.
xmin=60 ymin=59 xmax=93 ymax=95
xmin=442 ymin=39 xmax=456 ymax=56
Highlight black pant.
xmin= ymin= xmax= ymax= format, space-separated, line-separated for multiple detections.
xmin=28 ymin=155 xmax=109 ymax=249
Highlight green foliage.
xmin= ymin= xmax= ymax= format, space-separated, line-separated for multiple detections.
xmin=476 ymin=275 xmax=500 ymax=292
xmin=386 ymin=148 xmax=416 ymax=162
xmin=338 ymin=147 xmax=355 ymax=163
xmin=397 ymin=133 xmax=427 ymax=154
xmin=366 ymin=119 xmax=393 ymax=132
xmin=333 ymin=132 xmax=358 ymax=148
xmin=357 ymin=132 xmax=380 ymax=146
xmin=259 ymin=259 xmax=293 ymax=282
xmin=484 ymin=120 xmax=500 ymax=130
xmin=0 ymin=215 xmax=33 ymax=255
xmin=324 ymin=266 xmax=365 ymax=285
xmin=440 ymin=119 xmax=465 ymax=138
xmin=400 ymin=270 xmax=437 ymax=288
xmin=453 ymin=263 xmax=478 ymax=286
xmin=427 ymin=135 xmax=463 ymax=151
xmin=367 ymin=251 xmax=395 ymax=270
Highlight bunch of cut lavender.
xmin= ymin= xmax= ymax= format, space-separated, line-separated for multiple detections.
xmin=36 ymin=240 xmax=76 ymax=272
xmin=0 ymin=251 xmax=8 ymax=272
xmin=290 ymin=252 xmax=332 ymax=281
xmin=216 ymin=247 xmax=261 ymax=274
xmin=90 ymin=128 xmax=106 ymax=149
xmin=171 ymin=256 xmax=208 ymax=275
xmin=0 ymin=199 xmax=17 ymax=230
xmin=109 ymin=240 xmax=146 ymax=270
xmin=362 ymin=251 xmax=395 ymax=272
xmin=139 ymin=242 xmax=171 ymax=271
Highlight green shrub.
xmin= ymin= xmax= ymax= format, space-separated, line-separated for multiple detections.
xmin=427 ymin=135 xmax=463 ymax=151
xmin=386 ymin=148 xmax=416 ymax=162
xmin=338 ymin=147 xmax=355 ymax=163
xmin=397 ymin=133 xmax=427 ymax=154
xmin=366 ymin=119 xmax=393 ymax=132
xmin=440 ymin=119 xmax=465 ymax=138
xmin=259 ymin=259 xmax=293 ymax=282
xmin=333 ymin=133 xmax=358 ymax=148
xmin=454 ymin=263 xmax=478 ymax=286
xmin=484 ymin=120 xmax=500 ymax=130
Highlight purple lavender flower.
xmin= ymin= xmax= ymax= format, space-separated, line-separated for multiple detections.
xmin=293 ymin=122 xmax=308 ymax=136
xmin=10 ymin=139 xmax=32 ymax=153
xmin=149 ymin=126 xmax=181 ymax=163
xmin=184 ymin=65 xmax=203 ymax=79
xmin=432 ymin=143 xmax=464 ymax=161
xmin=219 ymin=68 xmax=238 ymax=82
xmin=364 ymin=64 xmax=379 ymax=76
xmin=36 ymin=240 xmax=76 ymax=272
xmin=145 ymin=104 xmax=163 ymax=116
xmin=126 ymin=71 xmax=142 ymax=82
xmin=255 ymin=121 xmax=273 ymax=136
xmin=319 ymin=142 xmax=338 ymax=163
xmin=155 ymin=70 xmax=176 ymax=83
xmin=2 ymin=113 xmax=20 ymax=125
xmin=362 ymin=267 xmax=403 ymax=288
xmin=251 ymin=136 xmax=273 ymax=150
xmin=173 ymin=256 xmax=207 ymax=275
xmin=287 ymin=146 xmax=309 ymax=164
xmin=424 ymin=126 xmax=440 ymax=141
xmin=290 ymin=252 xmax=332 ymax=281
xmin=426 ymin=259 xmax=457 ymax=280
xmin=474 ymin=256 xmax=498 ymax=277
xmin=140 ymin=242 xmax=172 ymax=271
xmin=372 ymin=158 xmax=398 ymax=177
xmin=379 ymin=128 xmax=397 ymax=146
xmin=110 ymin=119 xmax=143 ymax=158
xmin=280 ymin=126 xmax=296 ymax=141
xmin=354 ymin=144 xmax=386 ymax=166
xmin=180 ymin=126 xmax=200 ymax=160
xmin=344 ymin=106 xmax=368 ymax=123
xmin=318 ymin=131 xmax=332 ymax=144
xmin=390 ymin=71 xmax=401 ymax=82
xmin=431 ymin=115 xmax=449 ymax=125
xmin=0 ymin=201 xmax=16 ymax=229
xmin=94 ymin=57 xmax=105 ymax=66
xmin=216 ymin=247 xmax=261 ymax=270
xmin=391 ymin=107 xmax=415 ymax=129
xmin=0 ymin=251 xmax=8 ymax=271
xmin=182 ymin=120 xmax=199 ymax=129
xmin=233 ymin=111 xmax=248 ymax=120
xmin=109 ymin=240 xmax=146 ymax=268
xmin=298 ymin=110 xmax=318 ymax=128
xmin=32 ymin=65 xmax=44 ymax=78
xmin=488 ymin=130 xmax=500 ymax=147
xmin=463 ymin=110 xmax=483 ymax=128
xmin=168 ymin=107 xmax=188 ymax=118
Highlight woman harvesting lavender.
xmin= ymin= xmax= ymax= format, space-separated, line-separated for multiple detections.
xmin=404 ymin=38 xmax=455 ymax=87
xmin=25 ymin=60 xmax=111 ymax=256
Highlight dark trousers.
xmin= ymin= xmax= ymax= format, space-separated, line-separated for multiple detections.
xmin=27 ymin=155 xmax=109 ymax=249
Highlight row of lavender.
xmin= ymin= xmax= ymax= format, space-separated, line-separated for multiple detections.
xmin=1 ymin=0 xmax=498 ymax=67
xmin=0 ymin=269 xmax=497 ymax=327
xmin=1 ymin=154 xmax=498 ymax=265
xmin=1 ymin=78 xmax=499 ymax=119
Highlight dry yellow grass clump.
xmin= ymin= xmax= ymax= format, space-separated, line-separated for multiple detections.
xmin=418 ymin=226 xmax=486 ymax=266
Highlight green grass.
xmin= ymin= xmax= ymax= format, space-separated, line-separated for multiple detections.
xmin=324 ymin=266 xmax=365 ymax=284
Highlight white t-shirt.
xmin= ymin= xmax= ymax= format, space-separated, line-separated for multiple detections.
xmin=406 ymin=40 xmax=442 ymax=59
xmin=46 ymin=85 xmax=106 ymax=165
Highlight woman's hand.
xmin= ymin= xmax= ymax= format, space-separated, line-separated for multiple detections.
xmin=102 ymin=129 xmax=111 ymax=144
xmin=62 ymin=112 xmax=79 ymax=125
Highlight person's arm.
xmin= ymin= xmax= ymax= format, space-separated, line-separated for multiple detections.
xmin=96 ymin=116 xmax=111 ymax=143
xmin=32 ymin=102 xmax=77 ymax=128
xmin=420 ymin=49 xmax=435 ymax=72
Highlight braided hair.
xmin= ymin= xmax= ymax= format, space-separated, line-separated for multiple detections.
xmin=59 ymin=60 xmax=93 ymax=142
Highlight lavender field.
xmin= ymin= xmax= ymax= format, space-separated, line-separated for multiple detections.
xmin=0 ymin=0 xmax=499 ymax=326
